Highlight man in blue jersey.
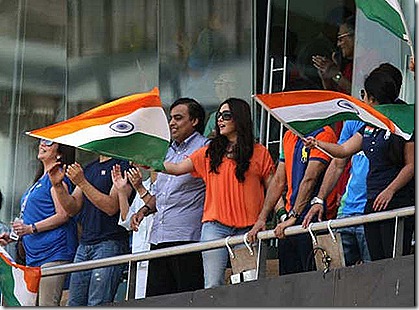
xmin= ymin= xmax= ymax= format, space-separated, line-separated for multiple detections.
xmin=302 ymin=120 xmax=371 ymax=266
xmin=49 ymin=155 xmax=133 ymax=306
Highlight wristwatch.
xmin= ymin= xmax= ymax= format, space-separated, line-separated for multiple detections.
xmin=288 ymin=209 xmax=300 ymax=219
xmin=332 ymin=72 xmax=342 ymax=83
xmin=310 ymin=196 xmax=325 ymax=206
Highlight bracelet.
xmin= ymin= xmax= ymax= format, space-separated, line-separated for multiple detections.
xmin=310 ymin=196 xmax=325 ymax=206
xmin=332 ymin=72 xmax=342 ymax=83
xmin=140 ymin=190 xmax=149 ymax=199
xmin=31 ymin=223 xmax=38 ymax=234
xmin=141 ymin=205 xmax=152 ymax=215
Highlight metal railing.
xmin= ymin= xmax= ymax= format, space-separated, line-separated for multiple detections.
xmin=41 ymin=206 xmax=414 ymax=299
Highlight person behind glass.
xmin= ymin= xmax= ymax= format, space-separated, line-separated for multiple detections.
xmin=11 ymin=139 xmax=77 ymax=306
xmin=129 ymin=98 xmax=208 ymax=297
xmin=312 ymin=15 xmax=355 ymax=95
xmin=304 ymin=68 xmax=415 ymax=261
xmin=48 ymin=154 xmax=133 ymax=306
xmin=247 ymin=124 xmax=337 ymax=275
xmin=312 ymin=15 xmax=356 ymax=215
xmin=163 ymin=98 xmax=275 ymax=288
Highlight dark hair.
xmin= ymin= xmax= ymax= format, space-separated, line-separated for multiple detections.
xmin=170 ymin=98 xmax=206 ymax=134
xmin=206 ymin=98 xmax=254 ymax=182
xmin=364 ymin=69 xmax=398 ymax=105
xmin=341 ymin=15 xmax=355 ymax=34
xmin=377 ymin=62 xmax=403 ymax=93
xmin=33 ymin=143 xmax=76 ymax=184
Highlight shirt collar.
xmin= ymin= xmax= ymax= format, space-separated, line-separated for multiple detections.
xmin=171 ymin=131 xmax=199 ymax=151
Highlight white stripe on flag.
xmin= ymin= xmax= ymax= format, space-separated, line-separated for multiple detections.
xmin=12 ymin=268 xmax=37 ymax=306
xmin=54 ymin=107 xmax=170 ymax=146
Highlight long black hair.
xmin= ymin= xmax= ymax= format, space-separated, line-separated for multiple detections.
xmin=206 ymin=98 xmax=254 ymax=182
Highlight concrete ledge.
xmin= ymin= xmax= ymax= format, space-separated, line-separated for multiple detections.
xmin=110 ymin=254 xmax=414 ymax=307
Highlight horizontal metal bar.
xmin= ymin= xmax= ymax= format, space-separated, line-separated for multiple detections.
xmin=41 ymin=206 xmax=414 ymax=277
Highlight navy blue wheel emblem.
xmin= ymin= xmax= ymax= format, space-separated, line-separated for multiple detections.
xmin=110 ymin=120 xmax=135 ymax=133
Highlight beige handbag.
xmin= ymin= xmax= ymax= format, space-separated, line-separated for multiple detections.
xmin=307 ymin=221 xmax=346 ymax=274
xmin=225 ymin=233 xmax=259 ymax=284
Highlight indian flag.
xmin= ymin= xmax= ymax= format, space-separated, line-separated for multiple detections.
xmin=0 ymin=247 xmax=41 ymax=306
xmin=254 ymin=90 xmax=413 ymax=140
xmin=27 ymin=87 xmax=170 ymax=171
xmin=355 ymin=0 xmax=412 ymax=44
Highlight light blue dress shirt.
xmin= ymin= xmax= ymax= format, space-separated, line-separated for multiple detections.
xmin=149 ymin=131 xmax=208 ymax=244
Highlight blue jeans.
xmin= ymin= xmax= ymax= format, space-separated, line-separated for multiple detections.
xmin=67 ymin=239 xmax=128 ymax=306
xmin=336 ymin=215 xmax=371 ymax=266
xmin=200 ymin=221 xmax=251 ymax=289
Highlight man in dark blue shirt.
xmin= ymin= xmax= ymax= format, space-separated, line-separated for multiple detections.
xmin=49 ymin=155 xmax=133 ymax=306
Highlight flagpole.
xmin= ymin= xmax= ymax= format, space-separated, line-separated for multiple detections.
xmin=398 ymin=6 xmax=414 ymax=56
xmin=252 ymin=95 xmax=335 ymax=159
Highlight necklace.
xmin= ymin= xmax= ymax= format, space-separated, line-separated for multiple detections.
xmin=225 ymin=143 xmax=235 ymax=159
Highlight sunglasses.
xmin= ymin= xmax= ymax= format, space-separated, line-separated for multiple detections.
xmin=359 ymin=89 xmax=365 ymax=100
xmin=216 ymin=110 xmax=233 ymax=121
xmin=337 ymin=31 xmax=353 ymax=42
xmin=39 ymin=138 xmax=54 ymax=146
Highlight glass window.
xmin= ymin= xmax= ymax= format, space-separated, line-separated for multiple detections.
xmin=67 ymin=0 xmax=158 ymax=164
xmin=353 ymin=0 xmax=415 ymax=104
xmin=0 ymin=0 xmax=68 ymax=223
xmin=159 ymin=0 xmax=253 ymax=132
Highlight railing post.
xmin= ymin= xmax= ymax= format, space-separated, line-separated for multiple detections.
xmin=257 ymin=239 xmax=269 ymax=279
xmin=125 ymin=260 xmax=137 ymax=300
xmin=393 ymin=216 xmax=405 ymax=258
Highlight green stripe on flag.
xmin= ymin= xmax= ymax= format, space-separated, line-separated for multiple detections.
xmin=287 ymin=112 xmax=361 ymax=135
xmin=79 ymin=132 xmax=170 ymax=171
xmin=374 ymin=104 xmax=414 ymax=135
xmin=0 ymin=260 xmax=21 ymax=306
xmin=355 ymin=0 xmax=406 ymax=40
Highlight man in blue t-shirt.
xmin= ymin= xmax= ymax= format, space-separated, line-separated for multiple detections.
xmin=302 ymin=120 xmax=371 ymax=266
xmin=49 ymin=155 xmax=133 ymax=306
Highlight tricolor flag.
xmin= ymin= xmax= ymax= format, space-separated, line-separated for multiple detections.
xmin=355 ymin=0 xmax=412 ymax=45
xmin=0 ymin=247 xmax=41 ymax=306
xmin=27 ymin=87 xmax=171 ymax=171
xmin=254 ymin=90 xmax=413 ymax=140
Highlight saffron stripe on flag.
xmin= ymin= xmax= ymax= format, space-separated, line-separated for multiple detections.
xmin=26 ymin=87 xmax=171 ymax=170
xmin=254 ymin=90 xmax=413 ymax=140
xmin=0 ymin=248 xmax=40 ymax=306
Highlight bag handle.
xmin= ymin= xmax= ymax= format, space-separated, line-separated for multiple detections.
xmin=225 ymin=236 xmax=235 ymax=259
xmin=308 ymin=223 xmax=317 ymax=245
xmin=327 ymin=220 xmax=337 ymax=243
xmin=243 ymin=233 xmax=254 ymax=256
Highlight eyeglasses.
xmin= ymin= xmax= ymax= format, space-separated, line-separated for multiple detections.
xmin=216 ymin=110 xmax=233 ymax=121
xmin=39 ymin=138 xmax=54 ymax=146
xmin=337 ymin=31 xmax=353 ymax=42
xmin=359 ymin=89 xmax=365 ymax=100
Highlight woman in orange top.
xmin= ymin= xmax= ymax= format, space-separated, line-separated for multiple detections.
xmin=164 ymin=98 xmax=274 ymax=288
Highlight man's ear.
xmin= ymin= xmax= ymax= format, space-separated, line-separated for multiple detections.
xmin=191 ymin=118 xmax=199 ymax=128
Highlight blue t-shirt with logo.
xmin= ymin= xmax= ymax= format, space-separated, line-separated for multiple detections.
xmin=22 ymin=174 xmax=77 ymax=267
xmin=359 ymin=125 xmax=414 ymax=201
